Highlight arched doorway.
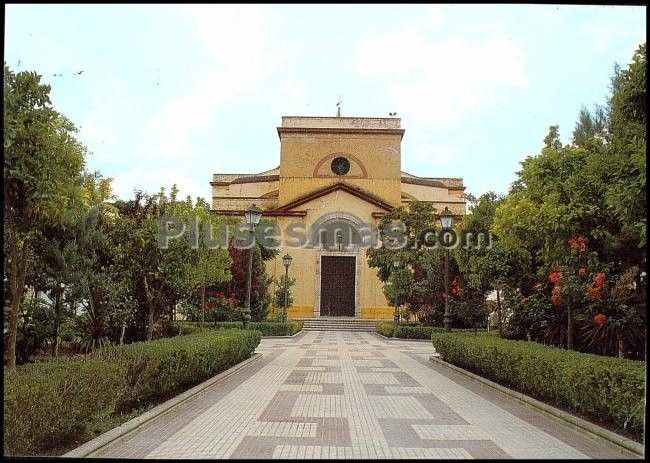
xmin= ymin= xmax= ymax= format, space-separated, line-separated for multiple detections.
xmin=311 ymin=214 xmax=363 ymax=317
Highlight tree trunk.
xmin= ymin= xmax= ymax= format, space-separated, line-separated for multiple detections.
xmin=120 ymin=322 xmax=126 ymax=346
xmin=7 ymin=297 xmax=20 ymax=369
xmin=566 ymin=304 xmax=574 ymax=350
xmin=144 ymin=276 xmax=155 ymax=341
xmin=6 ymin=234 xmax=29 ymax=370
xmin=495 ymin=286 xmax=502 ymax=337
xmin=200 ymin=285 xmax=205 ymax=331
xmin=52 ymin=287 xmax=62 ymax=357
xmin=617 ymin=334 xmax=625 ymax=359
xmin=87 ymin=283 xmax=104 ymax=352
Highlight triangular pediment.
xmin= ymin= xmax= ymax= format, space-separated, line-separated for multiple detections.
xmin=273 ymin=182 xmax=394 ymax=213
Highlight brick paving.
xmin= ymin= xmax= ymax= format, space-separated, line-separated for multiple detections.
xmin=95 ymin=331 xmax=639 ymax=459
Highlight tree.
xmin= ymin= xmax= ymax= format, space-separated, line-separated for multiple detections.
xmin=4 ymin=66 xmax=85 ymax=368
xmin=572 ymin=105 xmax=607 ymax=146
xmin=273 ymin=275 xmax=296 ymax=317
xmin=491 ymin=44 xmax=646 ymax=355
xmin=367 ymin=201 xmax=438 ymax=282
xmin=186 ymin=226 xmax=231 ymax=330
xmin=227 ymin=240 xmax=273 ymax=322
xmin=455 ymin=192 xmax=532 ymax=335
xmin=604 ymin=43 xmax=646 ymax=251
xmin=384 ymin=267 xmax=414 ymax=322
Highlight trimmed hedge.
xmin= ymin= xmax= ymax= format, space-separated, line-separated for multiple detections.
xmin=93 ymin=329 xmax=261 ymax=411
xmin=431 ymin=331 xmax=645 ymax=438
xmin=213 ymin=321 xmax=303 ymax=336
xmin=4 ymin=357 xmax=125 ymax=455
xmin=377 ymin=322 xmax=487 ymax=339
xmin=4 ymin=329 xmax=261 ymax=456
xmin=178 ymin=320 xmax=303 ymax=336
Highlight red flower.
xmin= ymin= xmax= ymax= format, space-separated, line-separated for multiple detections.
xmin=568 ymin=235 xmax=588 ymax=252
xmin=217 ymin=291 xmax=225 ymax=298
xmin=548 ymin=270 xmax=562 ymax=285
xmin=593 ymin=273 xmax=606 ymax=287
xmin=586 ymin=285 xmax=602 ymax=301
xmin=593 ymin=313 xmax=608 ymax=326
xmin=577 ymin=268 xmax=587 ymax=278
xmin=551 ymin=285 xmax=562 ymax=306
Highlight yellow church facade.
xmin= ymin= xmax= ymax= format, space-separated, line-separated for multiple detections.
xmin=211 ymin=116 xmax=465 ymax=320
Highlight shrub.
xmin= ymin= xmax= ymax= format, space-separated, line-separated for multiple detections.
xmin=4 ymin=357 xmax=126 ymax=455
xmin=431 ymin=332 xmax=645 ymax=438
xmin=4 ymin=329 xmax=262 ymax=456
xmin=395 ymin=325 xmax=440 ymax=339
xmin=248 ymin=321 xmax=302 ymax=336
xmin=177 ymin=321 xmax=205 ymax=335
xmin=213 ymin=321 xmax=244 ymax=329
xmin=376 ymin=322 xmax=395 ymax=337
xmin=377 ymin=322 xmax=487 ymax=339
xmin=93 ymin=329 xmax=261 ymax=411
xmin=213 ymin=320 xmax=303 ymax=336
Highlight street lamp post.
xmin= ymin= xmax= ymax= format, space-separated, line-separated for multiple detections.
xmin=244 ymin=204 xmax=263 ymax=328
xmin=392 ymin=259 xmax=400 ymax=330
xmin=439 ymin=207 xmax=454 ymax=332
xmin=282 ymin=253 xmax=293 ymax=323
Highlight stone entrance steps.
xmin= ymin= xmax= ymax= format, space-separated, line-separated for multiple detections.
xmin=300 ymin=317 xmax=382 ymax=332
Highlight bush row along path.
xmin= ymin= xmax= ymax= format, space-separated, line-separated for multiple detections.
xmin=93 ymin=331 xmax=638 ymax=459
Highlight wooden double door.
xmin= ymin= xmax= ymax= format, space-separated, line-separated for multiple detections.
xmin=319 ymin=256 xmax=356 ymax=317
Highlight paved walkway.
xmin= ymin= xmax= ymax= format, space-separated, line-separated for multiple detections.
xmin=95 ymin=331 xmax=638 ymax=459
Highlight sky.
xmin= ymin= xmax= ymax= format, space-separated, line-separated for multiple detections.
xmin=4 ymin=4 xmax=646 ymax=202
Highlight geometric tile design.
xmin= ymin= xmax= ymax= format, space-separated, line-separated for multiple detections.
xmin=412 ymin=424 xmax=490 ymax=440
xmin=93 ymin=331 xmax=640 ymax=459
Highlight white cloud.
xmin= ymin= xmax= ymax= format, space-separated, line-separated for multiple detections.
xmin=79 ymin=4 xmax=295 ymax=195
xmin=356 ymin=20 xmax=528 ymax=128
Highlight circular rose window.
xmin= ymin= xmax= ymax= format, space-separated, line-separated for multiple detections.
xmin=330 ymin=156 xmax=350 ymax=176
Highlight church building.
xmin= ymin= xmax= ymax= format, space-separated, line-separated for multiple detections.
xmin=211 ymin=115 xmax=465 ymax=320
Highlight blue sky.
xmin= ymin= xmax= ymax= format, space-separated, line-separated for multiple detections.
xmin=5 ymin=4 xmax=646 ymax=202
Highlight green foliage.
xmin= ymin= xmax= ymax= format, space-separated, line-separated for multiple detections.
xmin=451 ymin=298 xmax=488 ymax=333
xmin=212 ymin=320 xmax=303 ymax=336
xmin=384 ymin=267 xmax=414 ymax=308
xmin=227 ymin=240 xmax=272 ymax=322
xmin=3 ymin=329 xmax=260 ymax=455
xmin=92 ymin=329 xmax=260 ymax=411
xmin=431 ymin=331 xmax=645 ymax=438
xmin=572 ymin=105 xmax=607 ymax=146
xmin=179 ymin=320 xmax=303 ymax=336
xmin=4 ymin=65 xmax=86 ymax=368
xmin=376 ymin=322 xmax=486 ymax=339
xmin=376 ymin=322 xmax=395 ymax=337
xmin=366 ymin=201 xmax=438 ymax=282
xmin=395 ymin=324 xmax=441 ymax=339
xmin=489 ymin=44 xmax=646 ymax=356
xmin=273 ymin=275 xmax=295 ymax=310
xmin=3 ymin=357 xmax=126 ymax=455
xmin=4 ymin=296 xmax=52 ymax=363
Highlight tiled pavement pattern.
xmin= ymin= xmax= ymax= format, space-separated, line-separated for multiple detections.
xmin=95 ymin=331 xmax=639 ymax=459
